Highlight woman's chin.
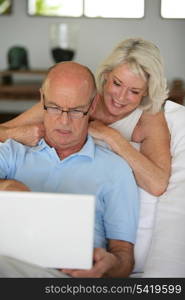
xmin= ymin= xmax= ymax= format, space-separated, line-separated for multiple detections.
xmin=108 ymin=103 xmax=128 ymax=116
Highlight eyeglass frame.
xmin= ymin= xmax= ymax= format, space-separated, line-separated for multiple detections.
xmin=42 ymin=93 xmax=95 ymax=119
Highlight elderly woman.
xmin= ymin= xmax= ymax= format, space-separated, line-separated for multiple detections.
xmin=0 ymin=38 xmax=171 ymax=196
xmin=89 ymin=38 xmax=171 ymax=196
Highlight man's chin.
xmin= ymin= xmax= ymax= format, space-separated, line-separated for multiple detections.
xmin=45 ymin=136 xmax=71 ymax=149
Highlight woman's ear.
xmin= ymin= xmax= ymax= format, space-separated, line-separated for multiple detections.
xmin=143 ymin=87 xmax=148 ymax=97
xmin=104 ymin=71 xmax=109 ymax=81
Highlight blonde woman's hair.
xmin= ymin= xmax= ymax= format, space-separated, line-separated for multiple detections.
xmin=96 ymin=38 xmax=169 ymax=113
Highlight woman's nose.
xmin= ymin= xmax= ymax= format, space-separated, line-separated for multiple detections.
xmin=117 ymin=88 xmax=127 ymax=101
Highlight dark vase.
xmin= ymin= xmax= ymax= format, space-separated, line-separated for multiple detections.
xmin=50 ymin=23 xmax=78 ymax=64
xmin=51 ymin=48 xmax=75 ymax=63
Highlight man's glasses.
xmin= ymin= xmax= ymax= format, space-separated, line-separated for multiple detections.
xmin=43 ymin=95 xmax=94 ymax=119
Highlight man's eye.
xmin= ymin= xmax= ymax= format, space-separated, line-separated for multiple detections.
xmin=48 ymin=107 xmax=60 ymax=113
xmin=70 ymin=109 xmax=82 ymax=114
xmin=70 ymin=110 xmax=83 ymax=117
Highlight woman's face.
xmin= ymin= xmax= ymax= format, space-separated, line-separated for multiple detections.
xmin=102 ymin=63 xmax=147 ymax=118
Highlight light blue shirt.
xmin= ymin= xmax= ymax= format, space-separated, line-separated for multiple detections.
xmin=0 ymin=136 xmax=139 ymax=247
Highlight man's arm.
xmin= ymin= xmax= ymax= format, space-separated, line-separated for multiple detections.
xmin=0 ymin=179 xmax=30 ymax=191
xmin=105 ymin=239 xmax=134 ymax=277
xmin=61 ymin=240 xmax=134 ymax=278
xmin=0 ymin=139 xmax=30 ymax=191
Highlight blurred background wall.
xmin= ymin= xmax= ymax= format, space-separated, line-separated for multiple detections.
xmin=0 ymin=0 xmax=185 ymax=120
xmin=0 ymin=0 xmax=184 ymax=80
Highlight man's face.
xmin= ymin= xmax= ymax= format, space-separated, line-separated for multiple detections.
xmin=42 ymin=75 xmax=93 ymax=153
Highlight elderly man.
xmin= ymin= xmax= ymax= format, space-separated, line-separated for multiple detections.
xmin=0 ymin=62 xmax=139 ymax=278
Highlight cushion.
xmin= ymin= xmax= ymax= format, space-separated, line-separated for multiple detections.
xmin=142 ymin=101 xmax=185 ymax=277
xmin=132 ymin=189 xmax=158 ymax=274
xmin=94 ymin=138 xmax=159 ymax=275
xmin=124 ymin=142 xmax=158 ymax=275
xmin=1 ymin=101 xmax=185 ymax=276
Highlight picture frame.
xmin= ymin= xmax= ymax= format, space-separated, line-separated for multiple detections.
xmin=27 ymin=0 xmax=145 ymax=19
xmin=161 ymin=0 xmax=185 ymax=19
xmin=0 ymin=0 xmax=12 ymax=15
xmin=27 ymin=0 xmax=83 ymax=17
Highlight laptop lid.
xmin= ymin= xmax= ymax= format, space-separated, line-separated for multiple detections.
xmin=0 ymin=191 xmax=95 ymax=269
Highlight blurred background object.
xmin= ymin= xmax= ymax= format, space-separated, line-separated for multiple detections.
xmin=0 ymin=0 xmax=12 ymax=15
xmin=168 ymin=79 xmax=185 ymax=105
xmin=0 ymin=0 xmax=185 ymax=123
xmin=50 ymin=23 xmax=79 ymax=63
xmin=7 ymin=46 xmax=29 ymax=70
xmin=1 ymin=46 xmax=30 ymax=86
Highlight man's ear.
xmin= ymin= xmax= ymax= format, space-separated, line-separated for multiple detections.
xmin=90 ymin=93 xmax=100 ymax=113
xmin=39 ymin=88 xmax=44 ymax=104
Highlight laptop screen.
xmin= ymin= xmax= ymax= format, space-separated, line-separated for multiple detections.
xmin=0 ymin=191 xmax=95 ymax=269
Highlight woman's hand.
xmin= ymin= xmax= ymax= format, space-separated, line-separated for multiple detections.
xmin=88 ymin=120 xmax=112 ymax=142
xmin=88 ymin=120 xmax=124 ymax=152
xmin=6 ymin=123 xmax=45 ymax=146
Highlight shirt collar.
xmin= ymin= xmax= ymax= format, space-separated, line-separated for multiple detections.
xmin=31 ymin=135 xmax=95 ymax=160
xmin=73 ymin=135 xmax=95 ymax=160
xmin=31 ymin=138 xmax=48 ymax=152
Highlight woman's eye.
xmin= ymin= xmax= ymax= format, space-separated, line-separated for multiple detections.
xmin=131 ymin=90 xmax=139 ymax=95
xmin=113 ymin=80 xmax=121 ymax=86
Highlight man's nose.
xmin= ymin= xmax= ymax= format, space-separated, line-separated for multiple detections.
xmin=58 ymin=111 xmax=70 ymax=125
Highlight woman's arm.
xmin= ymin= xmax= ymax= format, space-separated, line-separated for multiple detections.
xmin=89 ymin=112 xmax=171 ymax=196
xmin=0 ymin=102 xmax=45 ymax=145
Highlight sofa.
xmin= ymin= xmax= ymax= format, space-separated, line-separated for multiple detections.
xmin=0 ymin=100 xmax=185 ymax=277
xmin=131 ymin=100 xmax=185 ymax=277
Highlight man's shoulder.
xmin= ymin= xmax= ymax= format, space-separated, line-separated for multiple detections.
xmin=94 ymin=144 xmax=131 ymax=171
xmin=0 ymin=138 xmax=30 ymax=153
xmin=93 ymin=144 xmax=138 ymax=193
xmin=0 ymin=138 xmax=23 ymax=148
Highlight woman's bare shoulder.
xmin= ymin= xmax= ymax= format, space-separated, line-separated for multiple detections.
xmin=132 ymin=110 xmax=168 ymax=142
xmin=139 ymin=110 xmax=168 ymax=131
xmin=142 ymin=112 xmax=170 ymax=145
xmin=140 ymin=110 xmax=165 ymax=122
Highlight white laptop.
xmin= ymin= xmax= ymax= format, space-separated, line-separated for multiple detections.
xmin=0 ymin=191 xmax=95 ymax=269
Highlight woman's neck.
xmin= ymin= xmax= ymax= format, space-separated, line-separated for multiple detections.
xmin=90 ymin=95 xmax=131 ymax=125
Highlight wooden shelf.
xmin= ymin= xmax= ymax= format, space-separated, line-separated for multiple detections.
xmin=0 ymin=84 xmax=40 ymax=100
xmin=0 ymin=69 xmax=47 ymax=76
xmin=0 ymin=69 xmax=47 ymax=100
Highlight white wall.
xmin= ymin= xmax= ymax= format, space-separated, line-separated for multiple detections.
xmin=0 ymin=0 xmax=185 ymax=83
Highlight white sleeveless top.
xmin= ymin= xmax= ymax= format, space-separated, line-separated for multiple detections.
xmin=94 ymin=108 xmax=143 ymax=149
xmin=109 ymin=107 xmax=143 ymax=141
